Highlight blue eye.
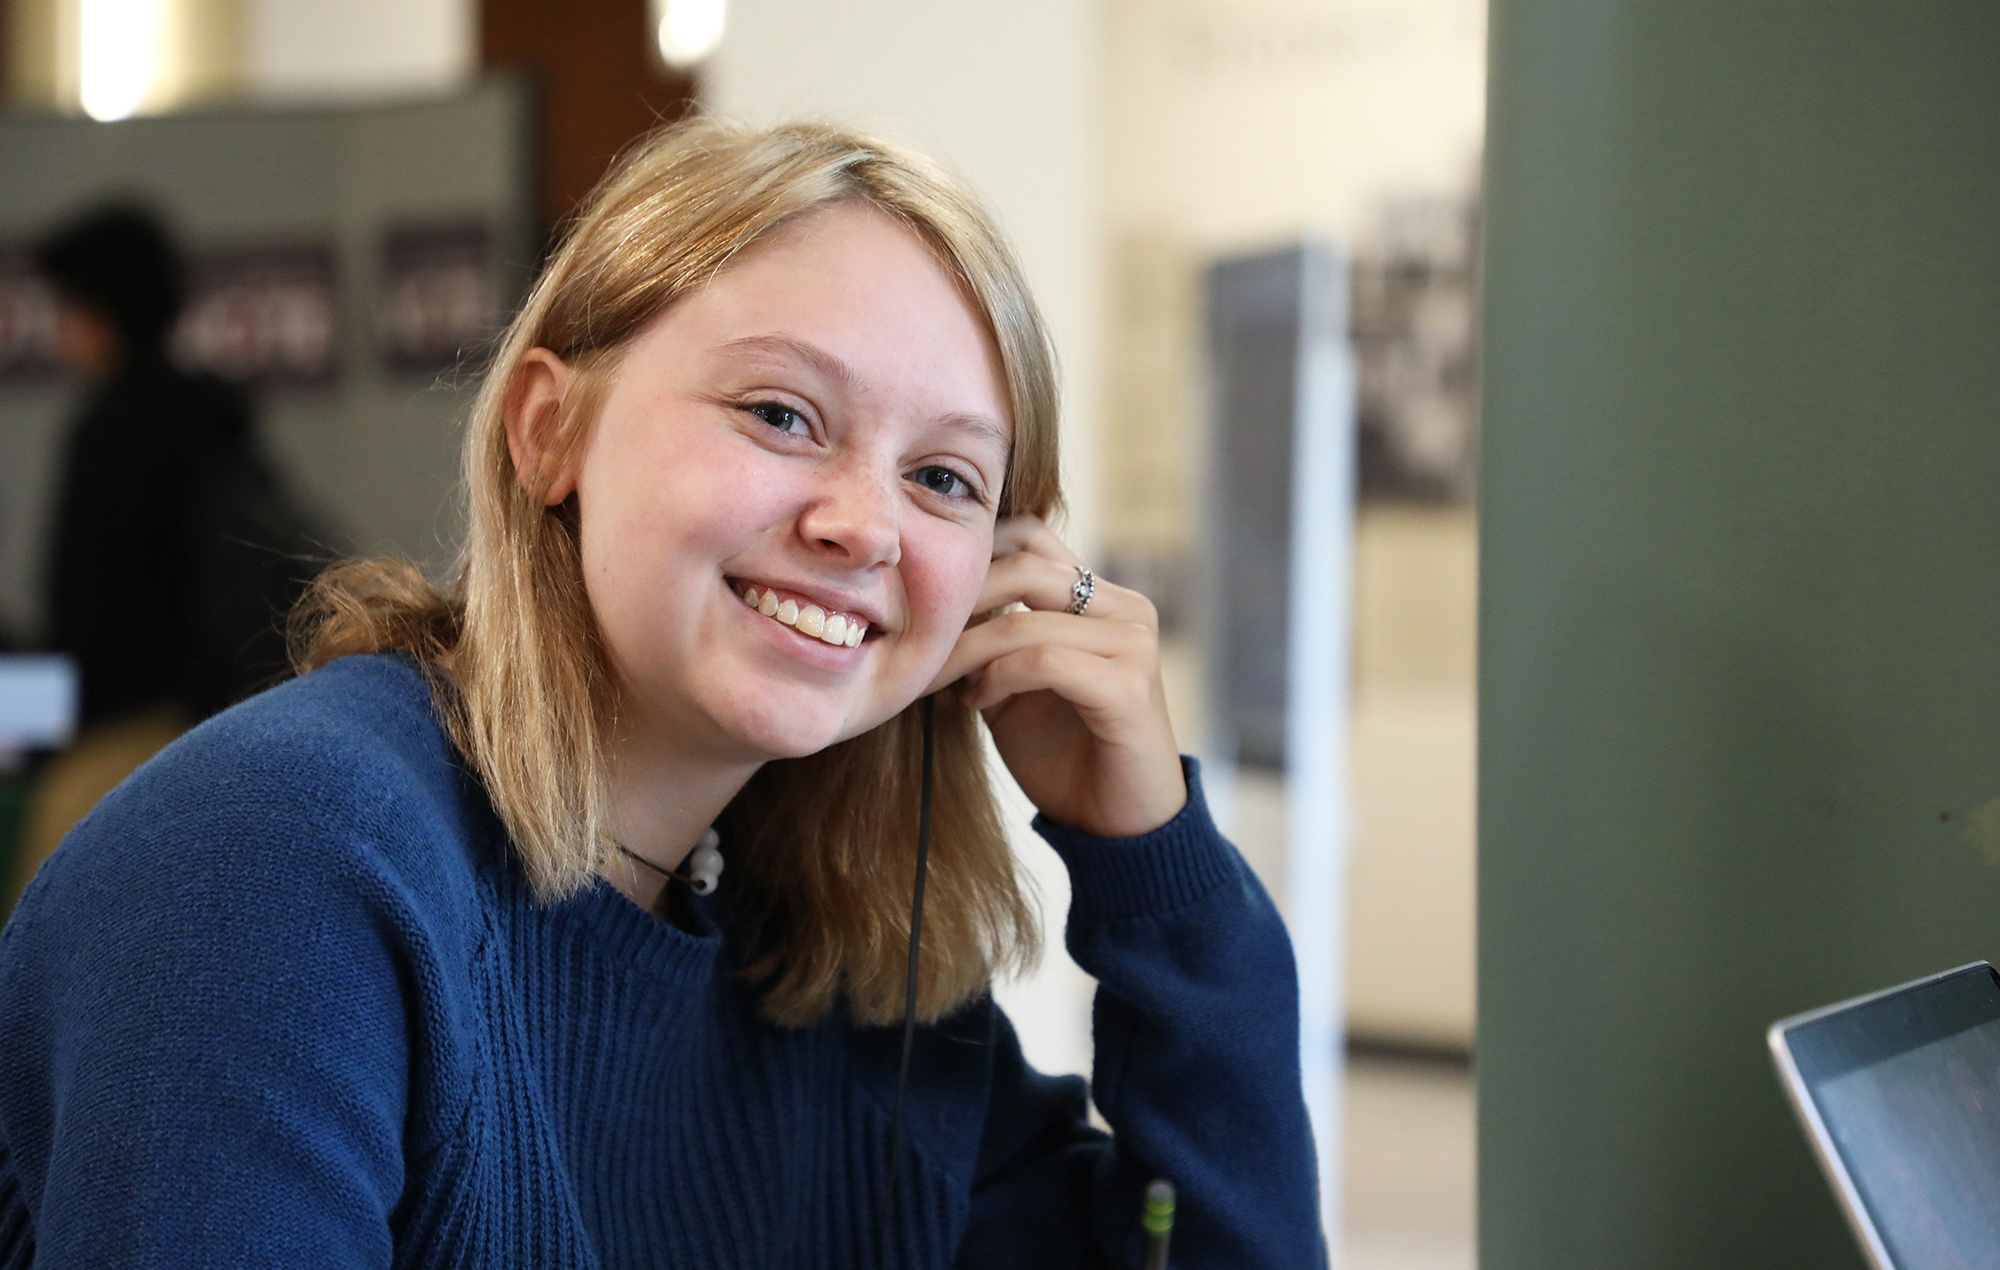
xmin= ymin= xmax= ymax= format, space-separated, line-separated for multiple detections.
xmin=912 ymin=465 xmax=972 ymax=500
xmin=749 ymin=402 xmax=810 ymax=437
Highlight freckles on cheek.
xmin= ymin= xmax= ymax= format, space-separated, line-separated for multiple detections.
xmin=612 ymin=440 xmax=768 ymax=564
xmin=688 ymin=443 xmax=794 ymax=540
xmin=908 ymin=538 xmax=993 ymax=641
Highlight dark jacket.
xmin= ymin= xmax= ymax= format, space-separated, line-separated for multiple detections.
xmin=46 ymin=351 xmax=298 ymax=726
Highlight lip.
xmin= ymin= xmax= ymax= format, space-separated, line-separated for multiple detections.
xmin=725 ymin=575 xmax=891 ymax=634
xmin=738 ymin=604 xmax=869 ymax=669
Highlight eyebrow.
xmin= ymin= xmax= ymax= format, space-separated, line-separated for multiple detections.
xmin=717 ymin=332 xmax=1011 ymax=455
xmin=933 ymin=411 xmax=1011 ymax=457
xmin=719 ymin=333 xmax=862 ymax=393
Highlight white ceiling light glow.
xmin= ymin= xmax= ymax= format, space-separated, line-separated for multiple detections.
xmin=656 ymin=0 xmax=725 ymax=70
xmin=79 ymin=0 xmax=167 ymax=121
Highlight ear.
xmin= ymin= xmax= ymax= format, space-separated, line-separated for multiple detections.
xmin=504 ymin=348 xmax=581 ymax=505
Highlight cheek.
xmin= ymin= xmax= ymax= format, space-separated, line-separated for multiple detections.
xmin=579 ymin=430 xmax=776 ymax=585
xmin=901 ymin=526 xmax=993 ymax=647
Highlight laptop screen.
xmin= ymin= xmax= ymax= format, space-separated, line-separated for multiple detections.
xmin=1786 ymin=965 xmax=2000 ymax=1269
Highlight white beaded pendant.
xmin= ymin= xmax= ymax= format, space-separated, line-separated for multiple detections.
xmin=687 ymin=827 xmax=724 ymax=896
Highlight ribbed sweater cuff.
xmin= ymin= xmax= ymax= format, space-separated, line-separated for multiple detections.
xmin=1031 ymin=758 xmax=1238 ymax=923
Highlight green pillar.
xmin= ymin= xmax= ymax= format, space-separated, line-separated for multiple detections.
xmin=1478 ymin=4 xmax=2000 ymax=1267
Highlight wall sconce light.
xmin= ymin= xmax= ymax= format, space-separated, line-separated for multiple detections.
xmin=653 ymin=0 xmax=725 ymax=71
xmin=78 ymin=0 xmax=168 ymax=121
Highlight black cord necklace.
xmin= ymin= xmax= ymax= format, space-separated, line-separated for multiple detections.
xmin=615 ymin=843 xmax=677 ymax=882
xmin=880 ymin=693 xmax=937 ymax=1263
xmin=616 ymin=827 xmax=723 ymax=896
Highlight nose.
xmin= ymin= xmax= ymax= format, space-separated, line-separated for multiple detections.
xmin=796 ymin=453 xmax=901 ymax=570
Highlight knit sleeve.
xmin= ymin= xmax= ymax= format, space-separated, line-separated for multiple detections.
xmin=0 ymin=717 xmax=469 ymax=1268
xmin=957 ymin=759 xmax=1328 ymax=1269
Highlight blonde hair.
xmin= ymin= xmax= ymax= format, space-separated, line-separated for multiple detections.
xmin=295 ymin=118 xmax=1061 ymax=1026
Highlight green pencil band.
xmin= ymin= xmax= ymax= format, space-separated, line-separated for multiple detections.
xmin=1141 ymin=1178 xmax=1176 ymax=1270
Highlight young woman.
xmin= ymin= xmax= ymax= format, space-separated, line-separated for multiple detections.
xmin=0 ymin=120 xmax=1324 ymax=1268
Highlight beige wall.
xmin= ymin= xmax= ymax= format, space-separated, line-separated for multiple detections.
xmin=1349 ymin=506 xmax=1476 ymax=1044
xmin=1101 ymin=0 xmax=1485 ymax=1048
xmin=244 ymin=0 xmax=471 ymax=102
xmin=1103 ymin=0 xmax=1483 ymax=243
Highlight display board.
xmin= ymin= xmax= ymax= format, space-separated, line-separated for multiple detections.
xmin=1203 ymin=242 xmax=1356 ymax=1240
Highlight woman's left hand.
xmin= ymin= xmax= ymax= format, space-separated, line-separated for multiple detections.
xmin=927 ymin=516 xmax=1187 ymax=838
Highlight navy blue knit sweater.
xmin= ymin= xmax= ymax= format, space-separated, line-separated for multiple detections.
xmin=0 ymin=655 xmax=1323 ymax=1268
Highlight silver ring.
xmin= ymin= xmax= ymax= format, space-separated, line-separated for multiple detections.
xmin=1066 ymin=565 xmax=1095 ymax=616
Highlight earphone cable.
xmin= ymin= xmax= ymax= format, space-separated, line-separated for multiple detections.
xmin=880 ymin=693 xmax=936 ymax=1265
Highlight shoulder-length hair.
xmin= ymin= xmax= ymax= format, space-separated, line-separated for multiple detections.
xmin=294 ymin=118 xmax=1060 ymax=1027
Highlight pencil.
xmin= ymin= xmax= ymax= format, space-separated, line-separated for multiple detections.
xmin=1141 ymin=1178 xmax=1175 ymax=1270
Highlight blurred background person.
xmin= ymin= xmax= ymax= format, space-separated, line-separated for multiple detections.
xmin=11 ymin=204 xmax=319 ymax=899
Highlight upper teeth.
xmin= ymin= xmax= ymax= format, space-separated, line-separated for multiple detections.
xmin=741 ymin=586 xmax=866 ymax=647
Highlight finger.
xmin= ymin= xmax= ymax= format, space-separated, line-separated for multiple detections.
xmin=962 ymin=643 xmax=1148 ymax=716
xmin=991 ymin=514 xmax=1082 ymax=567
xmin=973 ymin=551 xmax=1156 ymax=625
xmin=929 ymin=608 xmax=1153 ymax=693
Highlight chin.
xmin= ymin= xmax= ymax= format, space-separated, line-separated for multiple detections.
xmin=752 ymin=725 xmax=850 ymax=762
xmin=716 ymin=695 xmax=870 ymax=762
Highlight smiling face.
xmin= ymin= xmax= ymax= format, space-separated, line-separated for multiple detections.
xmin=555 ymin=202 xmax=1010 ymax=767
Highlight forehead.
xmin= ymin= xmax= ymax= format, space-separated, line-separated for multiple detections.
xmin=645 ymin=203 xmax=1010 ymax=428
